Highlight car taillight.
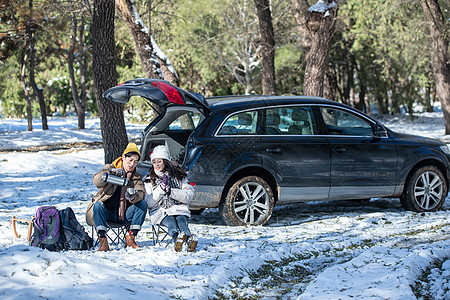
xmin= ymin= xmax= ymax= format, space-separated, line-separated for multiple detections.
xmin=152 ymin=81 xmax=185 ymax=105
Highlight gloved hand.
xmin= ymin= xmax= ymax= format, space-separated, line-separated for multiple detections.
xmin=125 ymin=187 xmax=135 ymax=201
xmin=110 ymin=168 xmax=125 ymax=178
xmin=160 ymin=174 xmax=171 ymax=195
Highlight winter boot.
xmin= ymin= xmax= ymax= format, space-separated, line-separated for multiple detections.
xmin=187 ymin=234 xmax=198 ymax=252
xmin=174 ymin=232 xmax=187 ymax=252
xmin=97 ymin=237 xmax=110 ymax=252
xmin=126 ymin=234 xmax=140 ymax=249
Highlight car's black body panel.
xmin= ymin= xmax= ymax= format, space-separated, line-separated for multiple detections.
xmin=326 ymin=135 xmax=398 ymax=198
xmin=259 ymin=135 xmax=330 ymax=202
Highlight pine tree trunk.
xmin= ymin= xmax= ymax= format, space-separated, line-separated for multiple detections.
xmin=68 ymin=14 xmax=86 ymax=130
xmin=29 ymin=40 xmax=48 ymax=130
xmin=357 ymin=82 xmax=367 ymax=113
xmin=291 ymin=0 xmax=338 ymax=98
xmin=376 ymin=95 xmax=387 ymax=115
xmin=421 ymin=0 xmax=450 ymax=134
xmin=303 ymin=1 xmax=338 ymax=97
xmin=93 ymin=0 xmax=128 ymax=164
xmin=254 ymin=0 xmax=277 ymax=95
xmin=153 ymin=34 xmax=180 ymax=86
xmin=115 ymin=0 xmax=160 ymax=79
xmin=78 ymin=16 xmax=88 ymax=129
xmin=20 ymin=49 xmax=33 ymax=131
xmin=425 ymin=86 xmax=433 ymax=112
xmin=291 ymin=0 xmax=312 ymax=53
xmin=26 ymin=0 xmax=48 ymax=130
xmin=115 ymin=0 xmax=179 ymax=85
xmin=324 ymin=65 xmax=337 ymax=101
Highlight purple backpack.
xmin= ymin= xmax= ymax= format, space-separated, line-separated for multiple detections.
xmin=30 ymin=206 xmax=64 ymax=251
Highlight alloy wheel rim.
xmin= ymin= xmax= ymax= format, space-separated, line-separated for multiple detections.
xmin=414 ymin=171 xmax=443 ymax=210
xmin=233 ymin=182 xmax=270 ymax=225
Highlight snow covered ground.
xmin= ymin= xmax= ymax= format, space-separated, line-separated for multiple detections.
xmin=0 ymin=113 xmax=449 ymax=299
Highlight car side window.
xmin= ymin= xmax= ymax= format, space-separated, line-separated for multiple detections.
xmin=217 ymin=110 xmax=258 ymax=135
xmin=264 ymin=106 xmax=315 ymax=135
xmin=320 ymin=107 xmax=373 ymax=136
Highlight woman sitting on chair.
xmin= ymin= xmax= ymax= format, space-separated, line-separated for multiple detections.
xmin=144 ymin=145 xmax=197 ymax=252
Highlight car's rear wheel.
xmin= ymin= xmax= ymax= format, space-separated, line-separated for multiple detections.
xmin=220 ymin=176 xmax=274 ymax=226
xmin=401 ymin=166 xmax=447 ymax=212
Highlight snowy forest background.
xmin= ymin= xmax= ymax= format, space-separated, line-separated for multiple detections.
xmin=1 ymin=0 xmax=449 ymax=122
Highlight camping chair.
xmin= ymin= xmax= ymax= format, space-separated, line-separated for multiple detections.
xmin=92 ymin=221 xmax=131 ymax=247
xmin=151 ymin=224 xmax=172 ymax=248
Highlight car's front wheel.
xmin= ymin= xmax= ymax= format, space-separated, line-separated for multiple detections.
xmin=401 ymin=165 xmax=447 ymax=212
xmin=220 ymin=176 xmax=274 ymax=226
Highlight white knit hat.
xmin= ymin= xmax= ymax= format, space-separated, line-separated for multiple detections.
xmin=150 ymin=145 xmax=170 ymax=161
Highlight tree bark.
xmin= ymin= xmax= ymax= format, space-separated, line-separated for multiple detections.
xmin=27 ymin=0 xmax=48 ymax=130
xmin=92 ymin=0 xmax=128 ymax=164
xmin=324 ymin=65 xmax=337 ymax=101
xmin=357 ymin=81 xmax=367 ymax=113
xmin=291 ymin=0 xmax=312 ymax=53
xmin=68 ymin=14 xmax=86 ymax=130
xmin=425 ymin=85 xmax=433 ymax=112
xmin=342 ymin=58 xmax=354 ymax=105
xmin=376 ymin=94 xmax=387 ymax=115
xmin=20 ymin=48 xmax=33 ymax=131
xmin=115 ymin=0 xmax=179 ymax=85
xmin=421 ymin=0 xmax=450 ymax=134
xmin=28 ymin=32 xmax=48 ymax=130
xmin=254 ymin=0 xmax=277 ymax=95
xmin=302 ymin=0 xmax=338 ymax=97
xmin=77 ymin=16 xmax=88 ymax=129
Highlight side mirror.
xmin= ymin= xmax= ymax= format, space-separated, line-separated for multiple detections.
xmin=374 ymin=123 xmax=388 ymax=138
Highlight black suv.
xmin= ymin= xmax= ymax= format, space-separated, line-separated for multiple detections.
xmin=104 ymin=78 xmax=450 ymax=226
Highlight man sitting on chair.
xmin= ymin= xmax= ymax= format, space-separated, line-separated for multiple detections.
xmin=90 ymin=142 xmax=147 ymax=252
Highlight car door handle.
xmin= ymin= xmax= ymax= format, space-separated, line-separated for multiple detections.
xmin=332 ymin=146 xmax=346 ymax=153
xmin=266 ymin=147 xmax=282 ymax=154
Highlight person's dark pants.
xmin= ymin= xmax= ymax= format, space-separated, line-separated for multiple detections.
xmin=93 ymin=200 xmax=147 ymax=233
xmin=161 ymin=215 xmax=191 ymax=240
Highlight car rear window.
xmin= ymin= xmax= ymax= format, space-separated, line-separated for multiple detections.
xmin=168 ymin=111 xmax=204 ymax=130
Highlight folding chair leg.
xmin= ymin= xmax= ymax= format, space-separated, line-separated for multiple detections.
xmin=92 ymin=222 xmax=131 ymax=248
xmin=92 ymin=226 xmax=100 ymax=247
xmin=152 ymin=224 xmax=172 ymax=248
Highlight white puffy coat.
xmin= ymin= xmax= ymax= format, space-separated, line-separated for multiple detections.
xmin=144 ymin=175 xmax=194 ymax=225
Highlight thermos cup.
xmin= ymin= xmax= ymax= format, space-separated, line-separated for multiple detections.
xmin=102 ymin=173 xmax=130 ymax=186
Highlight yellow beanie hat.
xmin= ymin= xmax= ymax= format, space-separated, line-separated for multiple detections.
xmin=122 ymin=142 xmax=140 ymax=158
